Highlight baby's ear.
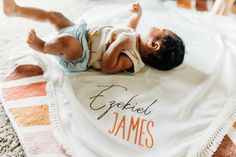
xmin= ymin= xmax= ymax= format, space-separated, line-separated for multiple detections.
xmin=149 ymin=41 xmax=160 ymax=52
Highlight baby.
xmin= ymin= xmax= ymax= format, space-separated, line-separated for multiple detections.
xmin=3 ymin=0 xmax=185 ymax=73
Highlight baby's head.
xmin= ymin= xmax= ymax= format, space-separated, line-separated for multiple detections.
xmin=139 ymin=27 xmax=185 ymax=70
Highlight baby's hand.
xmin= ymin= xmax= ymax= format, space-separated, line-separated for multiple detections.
xmin=130 ymin=2 xmax=142 ymax=16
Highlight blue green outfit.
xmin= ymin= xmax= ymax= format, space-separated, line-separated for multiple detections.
xmin=55 ymin=20 xmax=90 ymax=72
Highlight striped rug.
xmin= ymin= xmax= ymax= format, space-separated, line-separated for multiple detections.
xmin=0 ymin=64 xmax=69 ymax=157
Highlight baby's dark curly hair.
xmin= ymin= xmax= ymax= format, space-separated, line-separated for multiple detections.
xmin=143 ymin=33 xmax=185 ymax=70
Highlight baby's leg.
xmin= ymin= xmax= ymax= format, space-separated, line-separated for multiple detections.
xmin=27 ymin=29 xmax=45 ymax=52
xmin=27 ymin=30 xmax=83 ymax=61
xmin=3 ymin=0 xmax=74 ymax=30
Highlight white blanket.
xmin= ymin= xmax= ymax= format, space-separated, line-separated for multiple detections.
xmin=9 ymin=2 xmax=236 ymax=157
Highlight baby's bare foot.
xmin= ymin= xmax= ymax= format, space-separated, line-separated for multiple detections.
xmin=27 ymin=29 xmax=45 ymax=52
xmin=3 ymin=0 xmax=18 ymax=16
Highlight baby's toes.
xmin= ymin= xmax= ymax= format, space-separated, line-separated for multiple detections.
xmin=30 ymin=29 xmax=36 ymax=35
xmin=28 ymin=29 xmax=36 ymax=37
xmin=27 ymin=34 xmax=34 ymax=43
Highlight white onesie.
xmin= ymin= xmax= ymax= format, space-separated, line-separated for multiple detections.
xmin=87 ymin=26 xmax=145 ymax=73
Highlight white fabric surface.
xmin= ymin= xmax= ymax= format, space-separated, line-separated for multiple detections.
xmin=4 ymin=1 xmax=236 ymax=157
xmin=31 ymin=3 xmax=236 ymax=157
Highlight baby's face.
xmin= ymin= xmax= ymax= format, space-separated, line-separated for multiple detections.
xmin=139 ymin=27 xmax=173 ymax=57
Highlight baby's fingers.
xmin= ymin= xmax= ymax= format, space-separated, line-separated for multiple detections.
xmin=133 ymin=3 xmax=140 ymax=8
xmin=131 ymin=3 xmax=139 ymax=10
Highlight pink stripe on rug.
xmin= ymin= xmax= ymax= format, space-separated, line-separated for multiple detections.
xmin=23 ymin=131 xmax=67 ymax=155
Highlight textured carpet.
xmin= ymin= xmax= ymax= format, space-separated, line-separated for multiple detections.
xmin=0 ymin=103 xmax=25 ymax=157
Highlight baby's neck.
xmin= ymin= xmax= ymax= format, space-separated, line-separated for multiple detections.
xmin=136 ymin=34 xmax=145 ymax=59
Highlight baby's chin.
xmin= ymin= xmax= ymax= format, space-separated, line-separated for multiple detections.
xmin=139 ymin=30 xmax=149 ymax=40
xmin=137 ymin=27 xmax=149 ymax=36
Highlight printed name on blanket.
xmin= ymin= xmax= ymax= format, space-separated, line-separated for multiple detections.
xmin=108 ymin=112 xmax=155 ymax=149
xmin=89 ymin=84 xmax=157 ymax=149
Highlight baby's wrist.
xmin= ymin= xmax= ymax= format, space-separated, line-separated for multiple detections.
xmin=132 ymin=12 xmax=142 ymax=18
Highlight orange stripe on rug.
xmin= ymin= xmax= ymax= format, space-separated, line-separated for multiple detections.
xmin=4 ymin=65 xmax=44 ymax=82
xmin=233 ymin=122 xmax=236 ymax=129
xmin=2 ymin=82 xmax=46 ymax=101
xmin=9 ymin=104 xmax=50 ymax=127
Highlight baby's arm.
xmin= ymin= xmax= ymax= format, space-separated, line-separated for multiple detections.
xmin=101 ymin=35 xmax=133 ymax=74
xmin=128 ymin=3 xmax=142 ymax=30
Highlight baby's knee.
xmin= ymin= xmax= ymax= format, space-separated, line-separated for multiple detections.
xmin=49 ymin=11 xmax=63 ymax=18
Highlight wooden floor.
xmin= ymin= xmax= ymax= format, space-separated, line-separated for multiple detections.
xmin=177 ymin=0 xmax=236 ymax=14
xmin=232 ymin=5 xmax=236 ymax=13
